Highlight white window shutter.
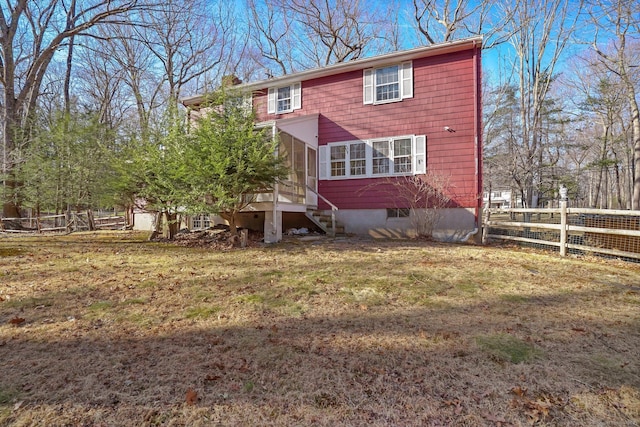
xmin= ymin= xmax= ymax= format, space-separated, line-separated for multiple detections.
xmin=292 ymin=83 xmax=301 ymax=110
xmin=414 ymin=135 xmax=426 ymax=174
xmin=363 ymin=69 xmax=373 ymax=104
xmin=318 ymin=145 xmax=329 ymax=180
xmin=401 ymin=61 xmax=413 ymax=99
xmin=267 ymin=88 xmax=276 ymax=114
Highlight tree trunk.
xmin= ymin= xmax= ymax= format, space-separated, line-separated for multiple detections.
xmin=628 ymin=88 xmax=640 ymax=210
xmin=164 ymin=211 xmax=178 ymax=240
xmin=2 ymin=97 xmax=21 ymax=218
xmin=149 ymin=211 xmax=162 ymax=241
xmin=228 ymin=213 xmax=238 ymax=236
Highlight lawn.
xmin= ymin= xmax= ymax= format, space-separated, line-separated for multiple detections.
xmin=0 ymin=231 xmax=639 ymax=426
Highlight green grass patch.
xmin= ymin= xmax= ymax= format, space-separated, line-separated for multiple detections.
xmin=122 ymin=298 xmax=147 ymax=305
xmin=0 ymin=387 xmax=19 ymax=405
xmin=237 ymin=293 xmax=265 ymax=304
xmin=499 ymin=293 xmax=530 ymax=303
xmin=0 ymin=247 xmax=23 ymax=257
xmin=184 ymin=306 xmax=220 ymax=319
xmin=87 ymin=300 xmax=115 ymax=312
xmin=476 ymin=333 xmax=542 ymax=364
xmin=454 ymin=281 xmax=480 ymax=294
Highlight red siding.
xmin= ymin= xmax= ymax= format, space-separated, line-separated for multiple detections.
xmin=255 ymin=48 xmax=481 ymax=210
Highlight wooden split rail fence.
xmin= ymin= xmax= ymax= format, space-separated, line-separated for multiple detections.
xmin=0 ymin=211 xmax=127 ymax=234
xmin=484 ymin=202 xmax=640 ymax=262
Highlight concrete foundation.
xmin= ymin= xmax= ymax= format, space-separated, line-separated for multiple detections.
xmin=335 ymin=207 xmax=478 ymax=242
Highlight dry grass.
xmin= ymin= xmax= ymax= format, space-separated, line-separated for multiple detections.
xmin=0 ymin=231 xmax=639 ymax=426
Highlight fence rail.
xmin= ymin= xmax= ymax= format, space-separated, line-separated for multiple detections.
xmin=484 ymin=203 xmax=640 ymax=262
xmin=1 ymin=211 xmax=127 ymax=234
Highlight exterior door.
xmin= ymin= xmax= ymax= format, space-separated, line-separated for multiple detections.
xmin=307 ymin=147 xmax=318 ymax=207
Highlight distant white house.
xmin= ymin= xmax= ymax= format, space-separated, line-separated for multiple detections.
xmin=483 ymin=189 xmax=519 ymax=209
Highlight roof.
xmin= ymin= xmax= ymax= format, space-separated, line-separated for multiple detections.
xmin=181 ymin=36 xmax=482 ymax=107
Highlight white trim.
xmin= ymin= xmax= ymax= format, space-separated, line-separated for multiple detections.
xmin=414 ymin=135 xmax=426 ymax=174
xmin=401 ymin=61 xmax=413 ymax=99
xmin=363 ymin=69 xmax=373 ymax=105
xmin=319 ymin=145 xmax=328 ymax=180
xmin=292 ymin=83 xmax=301 ymax=109
xmin=267 ymin=88 xmax=276 ymax=114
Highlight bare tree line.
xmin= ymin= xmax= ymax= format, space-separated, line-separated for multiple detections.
xmin=1 ymin=0 xmax=639 ymax=219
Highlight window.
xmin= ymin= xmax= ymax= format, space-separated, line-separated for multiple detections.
xmin=268 ymin=82 xmax=302 ymax=114
xmin=350 ymin=142 xmax=366 ymax=176
xmin=319 ymin=135 xmax=426 ymax=180
xmin=393 ymin=138 xmax=412 ymax=173
xmin=372 ymin=140 xmax=390 ymax=175
xmin=330 ymin=145 xmax=346 ymax=177
xmin=376 ymin=65 xmax=400 ymax=102
xmin=277 ymin=86 xmax=291 ymax=112
xmin=363 ymin=61 xmax=413 ymax=104
xmin=387 ymin=208 xmax=410 ymax=218
xmin=192 ymin=214 xmax=211 ymax=230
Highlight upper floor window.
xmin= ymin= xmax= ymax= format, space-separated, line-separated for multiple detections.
xmin=363 ymin=61 xmax=413 ymax=105
xmin=268 ymin=82 xmax=302 ymax=114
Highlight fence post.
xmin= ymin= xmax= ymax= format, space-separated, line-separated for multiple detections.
xmin=560 ymin=200 xmax=567 ymax=256
xmin=87 ymin=210 xmax=96 ymax=231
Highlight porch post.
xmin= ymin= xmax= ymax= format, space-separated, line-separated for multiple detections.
xmin=264 ymin=209 xmax=282 ymax=243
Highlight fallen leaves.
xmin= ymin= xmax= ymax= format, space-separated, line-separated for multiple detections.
xmin=185 ymin=388 xmax=198 ymax=406
xmin=510 ymin=390 xmax=565 ymax=424
xmin=9 ymin=316 xmax=25 ymax=326
xmin=511 ymin=386 xmax=528 ymax=397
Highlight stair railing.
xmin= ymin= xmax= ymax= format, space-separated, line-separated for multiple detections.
xmin=306 ymin=185 xmax=338 ymax=236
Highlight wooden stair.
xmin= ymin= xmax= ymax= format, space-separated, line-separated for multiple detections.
xmin=305 ymin=209 xmax=345 ymax=236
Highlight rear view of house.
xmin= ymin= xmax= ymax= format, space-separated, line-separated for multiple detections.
xmin=182 ymin=37 xmax=483 ymax=242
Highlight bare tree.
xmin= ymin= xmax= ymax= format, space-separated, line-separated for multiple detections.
xmin=501 ymin=0 xmax=582 ymax=207
xmin=134 ymin=0 xmax=234 ymax=105
xmin=288 ymin=0 xmax=373 ymax=66
xmin=246 ymin=0 xmax=294 ymax=75
xmin=589 ymin=0 xmax=640 ymax=209
xmin=245 ymin=0 xmax=396 ymax=75
xmin=0 ymin=0 xmax=151 ymax=217
xmin=412 ymin=0 xmax=511 ymax=47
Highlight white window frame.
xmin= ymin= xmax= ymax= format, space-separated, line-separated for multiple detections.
xmin=319 ymin=134 xmax=426 ymax=180
xmin=387 ymin=208 xmax=411 ymax=218
xmin=363 ymin=61 xmax=413 ymax=105
xmin=268 ymin=82 xmax=302 ymax=114
xmin=192 ymin=214 xmax=211 ymax=230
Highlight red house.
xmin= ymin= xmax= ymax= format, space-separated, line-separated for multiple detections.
xmin=182 ymin=37 xmax=482 ymax=242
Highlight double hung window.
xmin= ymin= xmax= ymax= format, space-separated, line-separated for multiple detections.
xmin=267 ymin=82 xmax=302 ymax=114
xmin=363 ymin=61 xmax=413 ymax=104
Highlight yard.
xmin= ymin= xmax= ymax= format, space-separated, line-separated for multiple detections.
xmin=0 ymin=231 xmax=639 ymax=426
